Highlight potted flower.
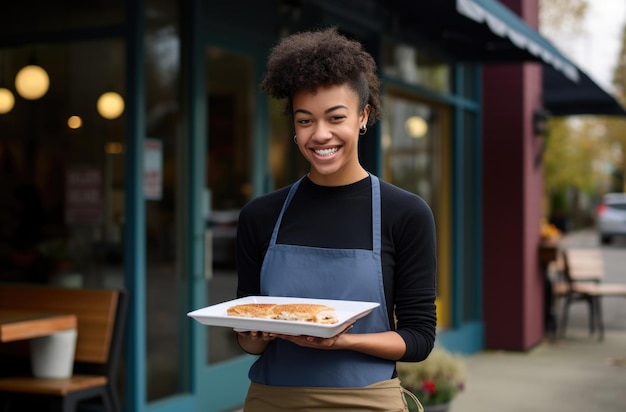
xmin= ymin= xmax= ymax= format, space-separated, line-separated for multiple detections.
xmin=397 ymin=347 xmax=466 ymax=412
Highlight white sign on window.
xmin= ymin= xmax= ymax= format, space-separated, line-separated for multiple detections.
xmin=65 ymin=166 xmax=104 ymax=225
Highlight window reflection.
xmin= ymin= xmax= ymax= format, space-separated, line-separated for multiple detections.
xmin=382 ymin=40 xmax=450 ymax=93
xmin=205 ymin=46 xmax=254 ymax=364
xmin=381 ymin=93 xmax=449 ymax=328
xmin=144 ymin=0 xmax=184 ymax=401
xmin=381 ymin=96 xmax=440 ymax=208
xmin=0 ymin=40 xmax=125 ymax=289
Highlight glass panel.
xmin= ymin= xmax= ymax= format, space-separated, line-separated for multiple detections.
xmin=381 ymin=94 xmax=446 ymax=309
xmin=381 ymin=95 xmax=441 ymax=209
xmin=3 ymin=1 xmax=125 ymax=34
xmin=205 ymin=46 xmax=254 ymax=364
xmin=382 ymin=40 xmax=450 ymax=93
xmin=0 ymin=40 xmax=125 ymax=291
xmin=0 ymin=40 xmax=126 ymax=405
xmin=144 ymin=0 xmax=184 ymax=401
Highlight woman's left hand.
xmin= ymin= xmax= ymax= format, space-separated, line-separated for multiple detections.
xmin=274 ymin=325 xmax=353 ymax=349
xmin=276 ymin=329 xmax=408 ymax=360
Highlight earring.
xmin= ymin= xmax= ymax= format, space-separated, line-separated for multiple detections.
xmin=359 ymin=125 xmax=367 ymax=136
xmin=293 ymin=134 xmax=298 ymax=144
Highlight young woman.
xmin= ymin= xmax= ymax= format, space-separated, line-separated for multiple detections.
xmin=235 ymin=27 xmax=436 ymax=411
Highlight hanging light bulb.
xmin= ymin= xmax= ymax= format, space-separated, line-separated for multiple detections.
xmin=0 ymin=52 xmax=15 ymax=113
xmin=97 ymin=91 xmax=125 ymax=119
xmin=15 ymin=64 xmax=50 ymax=100
xmin=67 ymin=115 xmax=82 ymax=129
xmin=0 ymin=88 xmax=15 ymax=114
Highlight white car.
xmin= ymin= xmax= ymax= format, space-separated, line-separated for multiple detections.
xmin=597 ymin=192 xmax=626 ymax=245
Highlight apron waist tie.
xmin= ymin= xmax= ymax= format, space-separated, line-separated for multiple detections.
xmin=244 ymin=377 xmax=422 ymax=411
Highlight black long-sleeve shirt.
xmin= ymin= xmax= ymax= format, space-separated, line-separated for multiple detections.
xmin=236 ymin=175 xmax=437 ymax=362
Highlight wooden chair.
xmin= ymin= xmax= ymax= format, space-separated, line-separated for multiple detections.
xmin=0 ymin=286 xmax=128 ymax=412
xmin=551 ymin=250 xmax=598 ymax=338
xmin=555 ymin=249 xmax=626 ymax=341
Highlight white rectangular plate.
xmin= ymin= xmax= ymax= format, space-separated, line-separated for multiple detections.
xmin=187 ymin=296 xmax=379 ymax=338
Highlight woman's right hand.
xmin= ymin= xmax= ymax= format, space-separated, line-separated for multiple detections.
xmin=236 ymin=330 xmax=277 ymax=341
xmin=236 ymin=331 xmax=276 ymax=354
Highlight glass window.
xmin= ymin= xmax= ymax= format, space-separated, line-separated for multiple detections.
xmin=0 ymin=39 xmax=125 ymax=289
xmin=205 ymin=46 xmax=255 ymax=364
xmin=381 ymin=93 xmax=451 ymax=327
xmin=382 ymin=40 xmax=450 ymax=93
xmin=381 ymin=95 xmax=441 ymax=209
xmin=144 ymin=0 xmax=183 ymax=401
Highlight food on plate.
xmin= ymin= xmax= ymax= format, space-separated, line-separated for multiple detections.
xmin=226 ymin=302 xmax=338 ymax=324
xmin=226 ymin=303 xmax=276 ymax=318
xmin=269 ymin=303 xmax=338 ymax=324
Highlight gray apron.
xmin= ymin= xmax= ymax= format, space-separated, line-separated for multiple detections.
xmin=248 ymin=175 xmax=395 ymax=388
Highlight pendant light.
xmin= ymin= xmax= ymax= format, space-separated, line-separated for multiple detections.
xmin=67 ymin=115 xmax=83 ymax=129
xmin=97 ymin=91 xmax=125 ymax=119
xmin=0 ymin=51 xmax=15 ymax=114
xmin=0 ymin=88 xmax=14 ymax=114
xmin=15 ymin=63 xmax=50 ymax=100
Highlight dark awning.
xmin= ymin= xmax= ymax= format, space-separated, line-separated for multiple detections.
xmin=377 ymin=0 xmax=626 ymax=116
xmin=543 ymin=65 xmax=626 ymax=116
xmin=457 ymin=0 xmax=626 ymax=116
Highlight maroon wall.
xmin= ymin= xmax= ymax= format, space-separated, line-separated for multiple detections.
xmin=482 ymin=0 xmax=545 ymax=350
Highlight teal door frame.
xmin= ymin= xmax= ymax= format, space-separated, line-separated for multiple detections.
xmin=123 ymin=0 xmax=148 ymax=411
xmin=187 ymin=14 xmax=270 ymax=412
xmin=124 ymin=1 xmax=195 ymax=411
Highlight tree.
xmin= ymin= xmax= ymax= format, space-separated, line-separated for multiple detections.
xmin=539 ymin=0 xmax=587 ymax=36
xmin=540 ymin=0 xmax=626 ymax=228
xmin=539 ymin=0 xmax=599 ymax=227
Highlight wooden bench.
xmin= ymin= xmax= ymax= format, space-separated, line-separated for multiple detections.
xmin=0 ymin=285 xmax=127 ymax=412
xmin=554 ymin=249 xmax=626 ymax=341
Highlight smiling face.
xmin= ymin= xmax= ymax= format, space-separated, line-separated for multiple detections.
xmin=292 ymin=84 xmax=370 ymax=186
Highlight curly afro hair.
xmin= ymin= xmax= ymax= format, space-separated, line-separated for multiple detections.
xmin=260 ymin=27 xmax=381 ymax=126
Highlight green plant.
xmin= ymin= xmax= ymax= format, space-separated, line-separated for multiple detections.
xmin=397 ymin=347 xmax=466 ymax=408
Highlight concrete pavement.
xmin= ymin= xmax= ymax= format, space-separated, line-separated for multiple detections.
xmin=232 ymin=329 xmax=626 ymax=412
xmin=448 ymin=328 xmax=626 ymax=412
xmin=450 ymin=229 xmax=626 ymax=412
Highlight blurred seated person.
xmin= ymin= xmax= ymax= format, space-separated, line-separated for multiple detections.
xmin=548 ymin=207 xmax=568 ymax=234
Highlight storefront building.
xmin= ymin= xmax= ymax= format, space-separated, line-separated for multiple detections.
xmin=1 ymin=1 xmax=623 ymax=411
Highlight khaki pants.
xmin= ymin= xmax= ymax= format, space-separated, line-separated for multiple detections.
xmin=244 ymin=378 xmax=423 ymax=412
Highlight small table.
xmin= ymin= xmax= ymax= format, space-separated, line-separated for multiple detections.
xmin=0 ymin=310 xmax=77 ymax=342
xmin=0 ymin=309 xmax=78 ymax=378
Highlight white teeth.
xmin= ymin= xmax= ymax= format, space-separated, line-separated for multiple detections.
xmin=314 ymin=148 xmax=338 ymax=156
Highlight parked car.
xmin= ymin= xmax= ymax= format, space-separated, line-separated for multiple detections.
xmin=596 ymin=192 xmax=626 ymax=245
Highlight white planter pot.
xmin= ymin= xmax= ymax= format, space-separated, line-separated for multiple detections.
xmin=30 ymin=329 xmax=77 ymax=378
